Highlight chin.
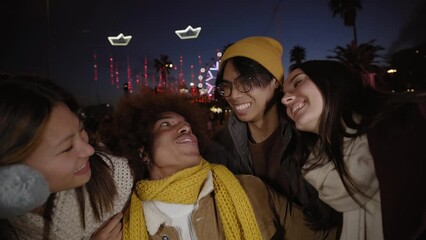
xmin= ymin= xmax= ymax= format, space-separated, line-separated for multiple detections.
xmin=73 ymin=171 xmax=92 ymax=189
xmin=296 ymin=123 xmax=316 ymax=134
xmin=235 ymin=113 xmax=254 ymax=123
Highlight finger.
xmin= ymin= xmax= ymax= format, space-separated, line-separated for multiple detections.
xmin=95 ymin=212 xmax=123 ymax=237
xmin=111 ymin=223 xmax=123 ymax=240
xmin=114 ymin=230 xmax=123 ymax=240
xmin=102 ymin=212 xmax=124 ymax=233
xmin=90 ymin=213 xmax=123 ymax=240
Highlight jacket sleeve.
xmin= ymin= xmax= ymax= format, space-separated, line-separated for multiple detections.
xmin=266 ymin=181 xmax=337 ymax=240
xmin=238 ymin=174 xmax=334 ymax=239
xmin=303 ymin=135 xmax=379 ymax=212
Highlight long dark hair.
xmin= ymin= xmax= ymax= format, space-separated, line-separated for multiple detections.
xmin=0 ymin=75 xmax=117 ymax=239
xmin=287 ymin=60 xmax=426 ymax=204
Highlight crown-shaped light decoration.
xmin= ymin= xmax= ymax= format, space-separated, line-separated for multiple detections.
xmin=108 ymin=33 xmax=132 ymax=46
xmin=175 ymin=25 xmax=201 ymax=40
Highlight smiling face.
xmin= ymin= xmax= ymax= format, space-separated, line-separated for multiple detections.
xmin=281 ymin=68 xmax=324 ymax=134
xmin=23 ymin=104 xmax=95 ymax=193
xmin=222 ymin=60 xmax=278 ymax=124
xmin=148 ymin=111 xmax=200 ymax=179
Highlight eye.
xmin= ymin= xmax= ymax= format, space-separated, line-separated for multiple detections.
xmin=221 ymin=82 xmax=231 ymax=89
xmin=159 ymin=121 xmax=172 ymax=127
xmin=62 ymin=145 xmax=73 ymax=153
xmin=294 ymin=79 xmax=303 ymax=87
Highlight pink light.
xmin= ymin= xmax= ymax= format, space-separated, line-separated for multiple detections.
xmin=115 ymin=63 xmax=119 ymax=88
xmin=144 ymin=57 xmax=148 ymax=86
xmin=127 ymin=56 xmax=132 ymax=93
xmin=109 ymin=57 xmax=114 ymax=85
xmin=93 ymin=52 xmax=98 ymax=81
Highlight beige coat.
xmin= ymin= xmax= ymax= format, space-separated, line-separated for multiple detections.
xmin=304 ymin=135 xmax=383 ymax=240
xmin=145 ymin=174 xmax=337 ymax=240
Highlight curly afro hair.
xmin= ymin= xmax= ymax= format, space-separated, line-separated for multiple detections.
xmin=101 ymin=88 xmax=209 ymax=180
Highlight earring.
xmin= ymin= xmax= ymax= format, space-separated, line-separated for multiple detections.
xmin=138 ymin=151 xmax=151 ymax=165
xmin=143 ymin=157 xmax=151 ymax=165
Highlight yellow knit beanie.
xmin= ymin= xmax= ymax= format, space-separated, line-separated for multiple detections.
xmin=220 ymin=36 xmax=284 ymax=84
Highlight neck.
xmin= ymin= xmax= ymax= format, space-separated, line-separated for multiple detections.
xmin=247 ymin=105 xmax=279 ymax=143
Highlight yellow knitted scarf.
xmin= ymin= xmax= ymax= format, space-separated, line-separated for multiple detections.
xmin=123 ymin=158 xmax=262 ymax=240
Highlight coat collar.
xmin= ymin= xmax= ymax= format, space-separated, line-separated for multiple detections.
xmin=142 ymin=171 xmax=214 ymax=235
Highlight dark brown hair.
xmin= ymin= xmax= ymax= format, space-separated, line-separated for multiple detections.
xmin=285 ymin=60 xmax=426 ymax=205
xmin=0 ymin=75 xmax=117 ymax=239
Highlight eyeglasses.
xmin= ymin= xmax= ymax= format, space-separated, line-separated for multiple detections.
xmin=216 ymin=75 xmax=254 ymax=97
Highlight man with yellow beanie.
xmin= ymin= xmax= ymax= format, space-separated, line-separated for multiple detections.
xmin=207 ymin=36 xmax=342 ymax=239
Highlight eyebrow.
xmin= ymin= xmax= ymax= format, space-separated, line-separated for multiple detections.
xmin=288 ymin=72 xmax=305 ymax=84
xmin=220 ymin=78 xmax=233 ymax=83
xmin=156 ymin=115 xmax=174 ymax=121
xmin=155 ymin=115 xmax=185 ymax=124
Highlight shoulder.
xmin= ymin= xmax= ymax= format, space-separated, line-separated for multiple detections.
xmin=236 ymin=175 xmax=270 ymax=198
xmin=236 ymin=174 xmax=266 ymax=186
xmin=96 ymin=152 xmax=131 ymax=172
xmin=95 ymin=151 xmax=134 ymax=197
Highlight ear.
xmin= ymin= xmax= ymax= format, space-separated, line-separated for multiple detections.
xmin=138 ymin=146 xmax=151 ymax=164
xmin=272 ymin=78 xmax=280 ymax=89
xmin=138 ymin=146 xmax=146 ymax=159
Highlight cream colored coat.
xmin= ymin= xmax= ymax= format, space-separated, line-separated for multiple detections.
xmin=304 ymin=135 xmax=383 ymax=240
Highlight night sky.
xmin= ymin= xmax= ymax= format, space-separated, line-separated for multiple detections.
xmin=1 ymin=0 xmax=424 ymax=106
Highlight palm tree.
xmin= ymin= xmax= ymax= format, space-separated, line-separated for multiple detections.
xmin=327 ymin=40 xmax=384 ymax=70
xmin=329 ymin=0 xmax=362 ymax=44
xmin=289 ymin=45 xmax=307 ymax=70
xmin=154 ymin=55 xmax=173 ymax=88
xmin=328 ymin=40 xmax=385 ymax=87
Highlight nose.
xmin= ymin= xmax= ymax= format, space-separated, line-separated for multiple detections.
xmin=80 ymin=141 xmax=95 ymax=158
xmin=79 ymin=130 xmax=95 ymax=157
xmin=281 ymin=93 xmax=296 ymax=106
xmin=178 ymin=122 xmax=192 ymax=134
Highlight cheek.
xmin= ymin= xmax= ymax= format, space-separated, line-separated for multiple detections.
xmin=249 ymin=87 xmax=270 ymax=101
xmin=150 ymin=135 xmax=169 ymax=160
xmin=30 ymin=158 xmax=75 ymax=192
xmin=315 ymin=93 xmax=325 ymax=115
xmin=309 ymin=95 xmax=324 ymax=129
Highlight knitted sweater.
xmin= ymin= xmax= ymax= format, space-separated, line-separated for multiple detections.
xmin=9 ymin=152 xmax=133 ymax=240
